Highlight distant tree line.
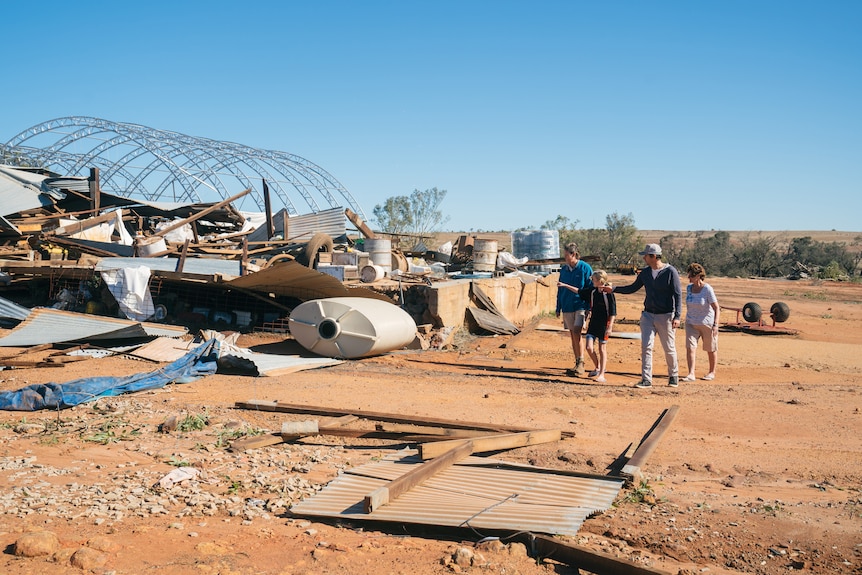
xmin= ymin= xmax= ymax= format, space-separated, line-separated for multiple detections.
xmin=372 ymin=193 xmax=861 ymax=280
xmin=537 ymin=212 xmax=862 ymax=280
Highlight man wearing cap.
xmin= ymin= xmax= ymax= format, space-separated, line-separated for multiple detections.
xmin=602 ymin=243 xmax=682 ymax=388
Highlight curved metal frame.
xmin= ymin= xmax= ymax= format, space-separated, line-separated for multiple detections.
xmin=1 ymin=116 xmax=366 ymax=219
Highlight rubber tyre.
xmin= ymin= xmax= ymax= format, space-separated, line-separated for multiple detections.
xmin=770 ymin=302 xmax=790 ymax=323
xmin=263 ymin=253 xmax=295 ymax=268
xmin=301 ymin=233 xmax=333 ymax=268
xmin=742 ymin=302 xmax=762 ymax=323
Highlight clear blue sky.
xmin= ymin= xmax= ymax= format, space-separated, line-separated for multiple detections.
xmin=2 ymin=1 xmax=860 ymax=233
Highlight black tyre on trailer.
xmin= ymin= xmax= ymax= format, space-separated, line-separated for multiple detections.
xmin=742 ymin=302 xmax=762 ymax=323
xmin=770 ymin=302 xmax=791 ymax=323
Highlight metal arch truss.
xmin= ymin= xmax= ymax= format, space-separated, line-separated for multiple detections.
xmin=1 ymin=116 xmax=367 ymax=220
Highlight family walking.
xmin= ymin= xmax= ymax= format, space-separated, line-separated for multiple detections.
xmin=557 ymin=242 xmax=719 ymax=388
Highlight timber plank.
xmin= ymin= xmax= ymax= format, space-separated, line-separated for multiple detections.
xmin=419 ymin=429 xmax=561 ymax=460
xmin=235 ymin=399 xmax=537 ymax=434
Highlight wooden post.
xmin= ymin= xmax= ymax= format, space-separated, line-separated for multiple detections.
xmin=263 ymin=179 xmax=275 ymax=240
xmin=88 ymin=167 xmax=100 ymax=214
xmin=177 ymin=239 xmax=190 ymax=273
xmin=241 ymin=236 xmax=249 ymax=276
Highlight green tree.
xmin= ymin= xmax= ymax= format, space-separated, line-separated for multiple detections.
xmin=538 ymin=211 xmax=640 ymax=268
xmin=372 ymin=196 xmax=413 ymax=235
xmin=602 ymin=212 xmax=642 ymax=269
xmin=737 ymin=234 xmax=782 ymax=277
xmin=372 ymin=188 xmax=450 ymax=238
xmin=408 ymin=187 xmax=450 ymax=237
xmin=783 ymin=236 xmax=856 ymax=275
xmin=676 ymin=231 xmax=740 ymax=276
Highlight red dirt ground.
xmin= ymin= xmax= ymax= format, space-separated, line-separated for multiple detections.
xmin=0 ymin=275 xmax=860 ymax=574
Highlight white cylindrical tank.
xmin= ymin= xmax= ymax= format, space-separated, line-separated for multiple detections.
xmin=289 ymin=297 xmax=417 ymax=359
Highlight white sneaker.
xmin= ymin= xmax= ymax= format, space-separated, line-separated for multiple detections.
xmin=702 ymin=373 xmax=715 ymax=381
xmin=682 ymin=374 xmax=696 ymax=382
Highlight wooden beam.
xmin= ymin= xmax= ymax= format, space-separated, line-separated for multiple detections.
xmin=177 ymin=239 xmax=190 ymax=273
xmin=528 ymin=533 xmax=674 ymax=575
xmin=151 ymin=187 xmax=252 ymax=239
xmin=263 ymin=179 xmax=275 ymax=240
xmin=620 ymin=405 xmax=680 ymax=479
xmin=0 ymin=360 xmax=65 ymax=369
xmin=345 ymin=208 xmax=376 ymax=239
xmin=364 ymin=441 xmax=472 ymax=513
xmin=241 ymin=236 xmax=249 ymax=276
xmin=377 ymin=423 xmax=497 ymax=438
xmin=49 ymin=208 xmax=126 ymax=236
xmin=89 ymin=167 xmax=100 ymax=214
xmin=419 ymin=429 xmax=561 ymax=460
xmin=235 ymin=399 xmax=540 ymax=434
xmin=228 ymin=415 xmax=358 ymax=451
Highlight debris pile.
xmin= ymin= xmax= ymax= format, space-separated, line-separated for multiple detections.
xmin=1 ymin=164 xmax=550 ymax=346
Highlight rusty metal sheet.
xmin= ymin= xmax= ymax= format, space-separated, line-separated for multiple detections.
xmin=226 ymin=260 xmax=393 ymax=303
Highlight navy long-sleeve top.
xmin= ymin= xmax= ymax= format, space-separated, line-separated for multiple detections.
xmin=613 ymin=264 xmax=682 ymax=320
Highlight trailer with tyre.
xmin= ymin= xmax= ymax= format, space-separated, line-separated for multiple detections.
xmin=722 ymin=301 xmax=798 ymax=335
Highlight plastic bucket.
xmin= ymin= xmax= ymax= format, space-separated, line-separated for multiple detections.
xmin=472 ymin=239 xmax=498 ymax=272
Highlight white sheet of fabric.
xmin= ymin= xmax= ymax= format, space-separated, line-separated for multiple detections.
xmin=101 ymin=265 xmax=155 ymax=321
xmin=239 ymin=211 xmax=267 ymax=234
xmin=63 ymin=209 xmax=134 ymax=245
xmin=156 ymin=220 xmax=194 ymax=244
xmin=496 ymin=251 xmax=529 ymax=269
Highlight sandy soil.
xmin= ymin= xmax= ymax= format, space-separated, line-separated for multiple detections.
xmin=0 ymin=275 xmax=860 ymax=575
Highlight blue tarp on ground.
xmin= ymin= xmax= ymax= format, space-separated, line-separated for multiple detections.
xmin=0 ymin=339 xmax=220 ymax=411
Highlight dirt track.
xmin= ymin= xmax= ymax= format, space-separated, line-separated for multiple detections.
xmin=0 ymin=275 xmax=860 ymax=574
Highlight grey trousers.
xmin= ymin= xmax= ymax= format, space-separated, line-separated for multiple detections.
xmin=640 ymin=311 xmax=679 ymax=381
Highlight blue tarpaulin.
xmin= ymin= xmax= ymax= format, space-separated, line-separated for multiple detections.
xmin=0 ymin=339 xmax=220 ymax=411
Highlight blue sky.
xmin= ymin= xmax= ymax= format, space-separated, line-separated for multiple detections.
xmin=2 ymin=1 xmax=860 ymax=233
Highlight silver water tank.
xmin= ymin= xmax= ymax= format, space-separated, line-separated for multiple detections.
xmin=511 ymin=230 xmax=561 ymax=275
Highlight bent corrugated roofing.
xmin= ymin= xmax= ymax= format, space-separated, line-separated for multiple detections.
xmin=226 ymin=260 xmax=394 ymax=303
xmin=0 ymin=165 xmax=62 ymax=217
xmin=0 ymin=307 xmax=187 ymax=347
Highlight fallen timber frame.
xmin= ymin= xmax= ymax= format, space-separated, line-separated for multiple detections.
xmin=255 ymin=402 xmax=680 ymax=575
xmin=522 ymin=533 xmax=674 ymax=575
xmin=234 ymin=399 xmax=576 ymax=437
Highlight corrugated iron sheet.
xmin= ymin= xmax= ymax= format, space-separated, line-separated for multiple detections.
xmin=0 ymin=295 xmax=31 ymax=321
xmin=290 ymin=451 xmax=623 ymax=536
xmin=246 ymin=207 xmax=347 ymax=243
xmin=0 ymin=308 xmax=187 ymax=347
xmin=226 ymin=260 xmax=394 ymax=303
xmin=95 ymin=256 xmax=243 ymax=277
xmin=0 ymin=165 xmax=60 ymax=217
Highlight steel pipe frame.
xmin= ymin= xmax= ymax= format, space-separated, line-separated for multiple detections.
xmin=2 ymin=116 xmax=366 ymax=219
